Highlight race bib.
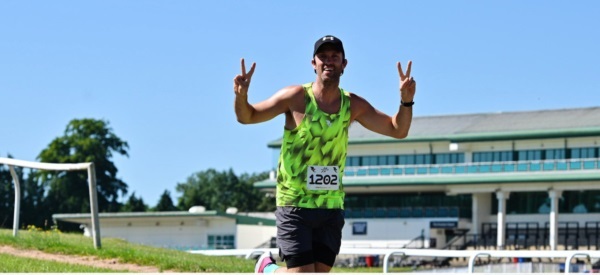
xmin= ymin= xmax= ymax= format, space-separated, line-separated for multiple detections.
xmin=307 ymin=165 xmax=340 ymax=190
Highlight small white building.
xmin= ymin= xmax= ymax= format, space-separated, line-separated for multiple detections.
xmin=53 ymin=207 xmax=276 ymax=251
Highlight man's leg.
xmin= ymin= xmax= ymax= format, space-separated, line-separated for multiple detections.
xmin=256 ymin=250 xmax=317 ymax=273
xmin=310 ymin=209 xmax=344 ymax=273
xmin=265 ymin=208 xmax=342 ymax=273
xmin=273 ymin=263 xmax=315 ymax=273
xmin=259 ymin=207 xmax=316 ymax=273
xmin=314 ymin=262 xmax=333 ymax=273
xmin=260 ymin=259 xmax=331 ymax=273
xmin=312 ymin=242 xmax=337 ymax=273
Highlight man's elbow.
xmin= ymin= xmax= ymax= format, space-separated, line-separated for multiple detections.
xmin=392 ymin=130 xmax=409 ymax=139
xmin=235 ymin=110 xmax=255 ymax=124
xmin=236 ymin=117 xmax=252 ymax=124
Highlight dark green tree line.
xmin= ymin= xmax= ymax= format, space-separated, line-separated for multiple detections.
xmin=0 ymin=161 xmax=15 ymax=228
xmin=176 ymin=169 xmax=275 ymax=212
xmin=121 ymin=192 xmax=148 ymax=212
xmin=154 ymin=190 xmax=178 ymax=211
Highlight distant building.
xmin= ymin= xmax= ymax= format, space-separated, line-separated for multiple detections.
xmin=53 ymin=207 xmax=276 ymax=250
xmin=256 ymin=107 xmax=600 ymax=250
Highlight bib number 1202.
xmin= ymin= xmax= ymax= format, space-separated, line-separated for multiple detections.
xmin=307 ymin=165 xmax=339 ymax=190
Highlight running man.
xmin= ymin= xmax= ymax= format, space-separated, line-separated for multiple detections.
xmin=234 ymin=35 xmax=416 ymax=273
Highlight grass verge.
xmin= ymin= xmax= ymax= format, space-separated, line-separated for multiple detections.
xmin=0 ymin=252 xmax=128 ymax=272
xmin=0 ymin=228 xmax=253 ymax=272
xmin=0 ymin=228 xmax=412 ymax=273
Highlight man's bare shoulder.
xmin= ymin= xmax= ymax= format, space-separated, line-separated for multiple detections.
xmin=271 ymin=85 xmax=305 ymax=102
xmin=349 ymin=92 xmax=371 ymax=107
xmin=348 ymin=92 xmax=377 ymax=121
xmin=278 ymin=85 xmax=305 ymax=96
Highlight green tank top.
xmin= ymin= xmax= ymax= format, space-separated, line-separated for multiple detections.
xmin=276 ymin=83 xmax=351 ymax=209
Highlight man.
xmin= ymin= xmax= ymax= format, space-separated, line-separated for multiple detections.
xmin=234 ymin=35 xmax=416 ymax=273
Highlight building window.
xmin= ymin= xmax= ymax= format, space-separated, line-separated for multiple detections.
xmin=398 ymin=154 xmax=431 ymax=165
xmin=347 ymin=156 xmax=361 ymax=167
xmin=492 ymin=192 xmax=548 ymax=214
xmin=562 ymin=190 xmax=600 ymax=213
xmin=371 ymin=155 xmax=399 ymax=165
xmin=545 ymin=149 xmax=566 ymax=160
xmin=345 ymin=192 xmax=471 ymax=210
xmin=415 ymin=154 xmax=431 ymax=164
xmin=399 ymin=155 xmax=415 ymax=165
xmin=347 ymin=153 xmax=463 ymax=166
xmin=491 ymin=190 xmax=600 ymax=214
xmin=517 ymin=150 xmax=543 ymax=161
xmin=352 ymin=222 xmax=368 ymax=235
xmin=473 ymin=151 xmax=513 ymax=163
xmin=208 ymin=235 xmax=235 ymax=249
xmin=570 ymin=147 xmax=598 ymax=159
xmin=361 ymin=156 xmax=378 ymax=166
xmin=387 ymin=155 xmax=398 ymax=165
xmin=435 ymin=153 xmax=465 ymax=164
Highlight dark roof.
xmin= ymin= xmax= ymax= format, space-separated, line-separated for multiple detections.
xmin=268 ymin=107 xmax=600 ymax=147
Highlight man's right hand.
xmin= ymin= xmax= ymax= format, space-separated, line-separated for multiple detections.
xmin=398 ymin=61 xmax=416 ymax=103
xmin=233 ymin=58 xmax=256 ymax=97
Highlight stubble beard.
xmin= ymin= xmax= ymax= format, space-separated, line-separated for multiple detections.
xmin=320 ymin=70 xmax=342 ymax=88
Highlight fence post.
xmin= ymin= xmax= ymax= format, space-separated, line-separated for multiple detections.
xmin=565 ymin=252 xmax=590 ymax=273
xmin=8 ymin=166 xmax=21 ymax=237
xmin=468 ymin=252 xmax=490 ymax=273
xmin=383 ymin=251 xmax=405 ymax=273
xmin=87 ymin=163 xmax=101 ymax=249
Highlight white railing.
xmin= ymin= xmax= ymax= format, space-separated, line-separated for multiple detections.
xmin=189 ymin=247 xmax=600 ymax=273
xmin=0 ymin=157 xmax=102 ymax=249
xmin=344 ymin=158 xmax=600 ymax=177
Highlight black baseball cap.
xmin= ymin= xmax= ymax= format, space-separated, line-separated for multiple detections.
xmin=313 ymin=35 xmax=345 ymax=57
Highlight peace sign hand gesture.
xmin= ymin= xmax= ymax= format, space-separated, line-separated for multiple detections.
xmin=397 ymin=61 xmax=416 ymax=102
xmin=233 ymin=58 xmax=256 ymax=97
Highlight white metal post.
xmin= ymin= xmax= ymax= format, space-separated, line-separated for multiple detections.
xmin=565 ymin=253 xmax=590 ymax=273
xmin=549 ymin=189 xmax=562 ymax=251
xmin=87 ymin=163 xmax=101 ymax=249
xmin=383 ymin=251 xmax=405 ymax=273
xmin=8 ymin=165 xmax=21 ymax=237
xmin=496 ymin=191 xmax=510 ymax=250
xmin=1 ymin=157 xmax=102 ymax=250
xmin=468 ymin=252 xmax=490 ymax=273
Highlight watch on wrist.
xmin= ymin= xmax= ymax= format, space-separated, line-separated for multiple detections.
xmin=401 ymin=100 xmax=415 ymax=107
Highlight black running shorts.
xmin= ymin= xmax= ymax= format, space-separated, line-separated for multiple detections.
xmin=275 ymin=207 xmax=345 ymax=266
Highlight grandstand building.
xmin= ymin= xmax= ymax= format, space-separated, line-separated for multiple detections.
xmin=255 ymin=106 xmax=600 ymax=251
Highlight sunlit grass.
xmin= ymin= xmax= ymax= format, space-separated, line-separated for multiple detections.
xmin=0 ymin=228 xmax=413 ymax=273
xmin=0 ymin=228 xmax=253 ymax=272
xmin=0 ymin=253 xmax=127 ymax=272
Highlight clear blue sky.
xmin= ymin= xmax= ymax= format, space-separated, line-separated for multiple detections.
xmin=1 ymin=1 xmax=599 ymax=206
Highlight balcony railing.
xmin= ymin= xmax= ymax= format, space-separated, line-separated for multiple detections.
xmin=344 ymin=158 xmax=600 ymax=177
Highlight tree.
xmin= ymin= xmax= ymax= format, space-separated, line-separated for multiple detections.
xmin=175 ymin=168 xmax=274 ymax=212
xmin=0 ymin=154 xmax=47 ymax=229
xmin=37 ymin=119 xmax=129 ymax=221
xmin=19 ymin=169 xmax=46 ymax=228
xmin=121 ymin=192 xmax=148 ymax=212
xmin=176 ymin=169 xmax=218 ymax=211
xmin=239 ymin=171 xmax=275 ymax=212
xmin=0 ymin=160 xmax=15 ymax=228
xmin=153 ymin=190 xmax=178 ymax=211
